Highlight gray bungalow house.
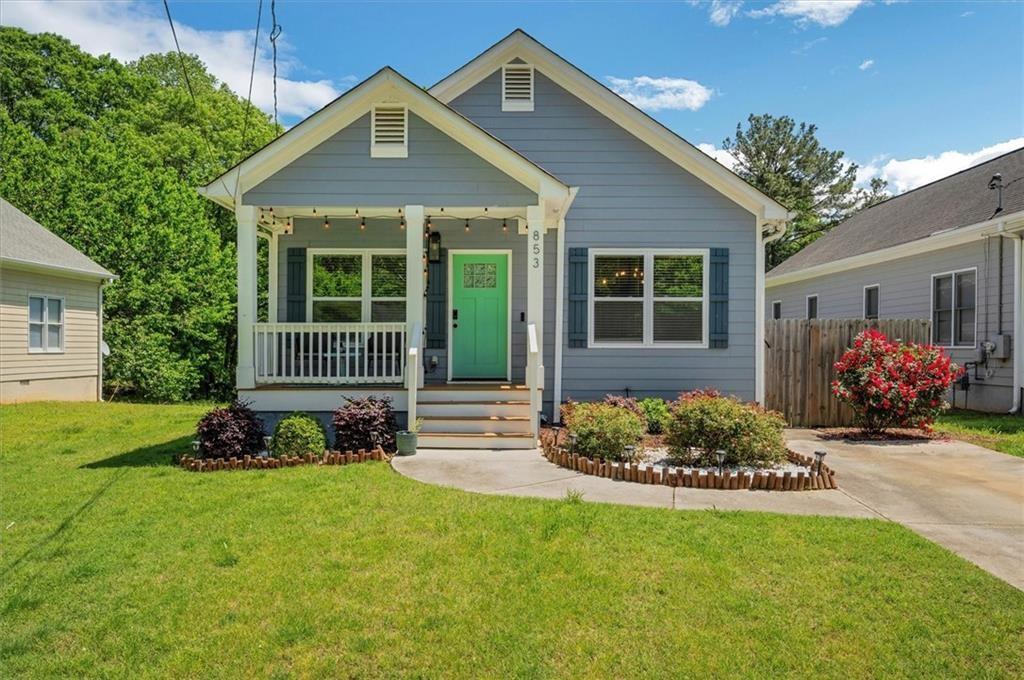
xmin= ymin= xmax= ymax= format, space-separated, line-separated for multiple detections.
xmin=767 ymin=148 xmax=1024 ymax=413
xmin=199 ymin=30 xmax=791 ymax=448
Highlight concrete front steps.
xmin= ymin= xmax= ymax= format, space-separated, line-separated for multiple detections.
xmin=416 ymin=384 xmax=537 ymax=450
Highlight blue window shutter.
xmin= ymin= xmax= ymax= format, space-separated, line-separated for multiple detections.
xmin=568 ymin=248 xmax=588 ymax=348
xmin=426 ymin=248 xmax=448 ymax=349
xmin=286 ymin=247 xmax=306 ymax=322
xmin=709 ymin=248 xmax=729 ymax=348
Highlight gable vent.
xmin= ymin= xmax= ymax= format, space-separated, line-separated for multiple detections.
xmin=502 ymin=64 xmax=534 ymax=112
xmin=371 ymin=105 xmax=408 ymax=158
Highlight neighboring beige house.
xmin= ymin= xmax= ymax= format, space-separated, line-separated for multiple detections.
xmin=0 ymin=198 xmax=115 ymax=403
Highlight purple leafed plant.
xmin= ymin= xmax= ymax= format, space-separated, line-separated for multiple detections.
xmin=195 ymin=400 xmax=266 ymax=459
xmin=332 ymin=396 xmax=398 ymax=453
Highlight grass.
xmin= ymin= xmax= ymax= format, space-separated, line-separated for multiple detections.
xmin=934 ymin=409 xmax=1024 ymax=458
xmin=2 ymin=403 xmax=1023 ymax=678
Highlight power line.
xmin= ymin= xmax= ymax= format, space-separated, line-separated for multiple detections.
xmin=234 ymin=0 xmax=265 ymax=202
xmin=269 ymin=0 xmax=282 ymax=130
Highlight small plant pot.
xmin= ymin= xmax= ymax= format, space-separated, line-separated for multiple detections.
xmin=396 ymin=431 xmax=418 ymax=456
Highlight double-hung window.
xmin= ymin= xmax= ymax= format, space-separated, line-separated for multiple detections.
xmin=932 ymin=269 xmax=975 ymax=347
xmin=589 ymin=249 xmax=708 ymax=347
xmin=308 ymin=250 xmax=406 ymax=323
xmin=28 ymin=295 xmax=63 ymax=353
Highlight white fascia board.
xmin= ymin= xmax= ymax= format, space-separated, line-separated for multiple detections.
xmin=1 ymin=257 xmax=116 ymax=282
xmin=199 ymin=68 xmax=568 ymax=211
xmin=429 ymin=33 xmax=789 ymax=223
xmin=766 ymin=210 xmax=1024 ymax=287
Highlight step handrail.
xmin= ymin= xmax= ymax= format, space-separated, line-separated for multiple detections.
xmin=407 ymin=323 xmax=422 ymax=428
xmin=526 ymin=323 xmax=540 ymax=439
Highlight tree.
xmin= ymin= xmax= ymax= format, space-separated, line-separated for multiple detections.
xmin=722 ymin=114 xmax=887 ymax=270
xmin=0 ymin=27 xmax=279 ymax=400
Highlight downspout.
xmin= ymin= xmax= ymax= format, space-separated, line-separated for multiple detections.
xmin=755 ymin=217 xmax=790 ymax=404
xmin=1011 ymin=233 xmax=1023 ymax=414
xmin=552 ymin=187 xmax=578 ymax=423
xmin=97 ymin=278 xmax=111 ymax=401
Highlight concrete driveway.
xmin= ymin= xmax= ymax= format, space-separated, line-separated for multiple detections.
xmin=394 ymin=433 xmax=1024 ymax=589
xmin=787 ymin=429 xmax=1024 ymax=589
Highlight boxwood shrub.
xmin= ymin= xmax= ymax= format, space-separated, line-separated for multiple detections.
xmin=665 ymin=391 xmax=787 ymax=467
xmin=271 ymin=412 xmax=327 ymax=458
xmin=195 ymin=400 xmax=265 ymax=459
xmin=563 ymin=402 xmax=645 ymax=462
xmin=639 ymin=398 xmax=670 ymax=435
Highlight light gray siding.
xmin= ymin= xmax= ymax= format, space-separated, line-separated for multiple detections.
xmin=450 ymin=70 xmax=758 ymax=403
xmin=244 ymin=112 xmax=536 ymax=207
xmin=767 ymin=238 xmax=1017 ymax=412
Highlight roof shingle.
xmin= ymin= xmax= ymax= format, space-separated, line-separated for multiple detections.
xmin=1 ymin=198 xmax=113 ymax=279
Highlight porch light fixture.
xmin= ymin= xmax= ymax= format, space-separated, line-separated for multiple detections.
xmin=464 ymin=219 xmax=470 ymax=233
xmin=359 ymin=219 xmax=366 ymax=231
xmin=400 ymin=219 xmax=406 ymax=230
xmin=428 ymin=231 xmax=442 ymax=263
xmin=323 ymin=216 xmax=330 ymax=230
xmin=813 ymin=449 xmax=827 ymax=474
xmin=715 ymin=449 xmax=726 ymax=473
xmin=312 ymin=207 xmax=317 ymax=215
xmin=502 ymin=219 xmax=508 ymax=233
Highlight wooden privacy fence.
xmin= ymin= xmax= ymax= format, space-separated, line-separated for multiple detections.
xmin=764 ymin=319 xmax=931 ymax=427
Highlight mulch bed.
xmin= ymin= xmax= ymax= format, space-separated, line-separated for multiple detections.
xmin=816 ymin=428 xmax=946 ymax=442
xmin=177 ymin=446 xmax=389 ymax=472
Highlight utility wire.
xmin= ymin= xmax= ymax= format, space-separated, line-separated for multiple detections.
xmin=234 ymin=0 xmax=265 ymax=202
xmin=269 ymin=0 xmax=282 ymax=130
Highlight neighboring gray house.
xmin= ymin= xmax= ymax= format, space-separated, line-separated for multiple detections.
xmin=767 ymin=148 xmax=1024 ymax=413
xmin=199 ymin=30 xmax=790 ymax=448
xmin=0 ymin=198 xmax=115 ymax=403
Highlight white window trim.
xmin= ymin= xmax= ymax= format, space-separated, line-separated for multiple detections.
xmin=28 ymin=294 xmax=64 ymax=354
xmin=370 ymin=104 xmax=408 ymax=158
xmin=771 ymin=300 xmax=782 ymax=320
xmin=863 ymin=284 xmax=880 ymax=320
xmin=307 ymin=249 xmax=406 ymax=322
xmin=806 ymin=294 xmax=818 ymax=320
xmin=501 ymin=64 xmax=535 ymax=112
xmin=930 ymin=267 xmax=977 ymax=349
xmin=587 ymin=248 xmax=709 ymax=349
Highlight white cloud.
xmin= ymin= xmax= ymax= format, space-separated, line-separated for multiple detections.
xmin=859 ymin=58 xmax=875 ymax=70
xmin=748 ymin=1 xmax=867 ymax=27
xmin=960 ymin=11 xmax=975 ymax=18
xmin=792 ymin=37 xmax=828 ymax=55
xmin=709 ymin=0 xmax=745 ymax=26
xmin=697 ymin=143 xmax=739 ymax=170
xmin=856 ymin=138 xmax=1024 ymax=193
xmin=3 ymin=0 xmax=348 ymax=119
xmin=606 ymin=76 xmax=714 ymax=111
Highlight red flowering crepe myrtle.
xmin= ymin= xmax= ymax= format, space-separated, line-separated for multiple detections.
xmin=831 ymin=329 xmax=962 ymax=433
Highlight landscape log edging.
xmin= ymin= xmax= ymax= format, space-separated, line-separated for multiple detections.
xmin=540 ymin=440 xmax=836 ymax=491
xmin=177 ymin=446 xmax=389 ymax=472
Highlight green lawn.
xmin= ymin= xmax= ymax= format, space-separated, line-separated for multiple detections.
xmin=935 ymin=409 xmax=1024 ymax=458
xmin=2 ymin=403 xmax=1022 ymax=678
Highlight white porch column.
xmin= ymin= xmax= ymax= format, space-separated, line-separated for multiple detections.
xmin=236 ymin=205 xmax=258 ymax=389
xmin=405 ymin=205 xmax=425 ymax=389
xmin=526 ymin=204 xmax=545 ymax=432
xmin=268 ymin=231 xmax=279 ymax=323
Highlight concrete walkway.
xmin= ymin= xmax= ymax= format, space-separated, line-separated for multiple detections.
xmin=393 ymin=432 xmax=1024 ymax=589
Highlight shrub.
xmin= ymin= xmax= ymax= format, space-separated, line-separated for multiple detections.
xmin=563 ymin=402 xmax=645 ymax=461
xmin=271 ymin=412 xmax=327 ymax=458
xmin=831 ymin=329 xmax=961 ymax=432
xmin=639 ymin=398 xmax=670 ymax=435
xmin=602 ymin=394 xmax=644 ymax=417
xmin=665 ymin=392 xmax=787 ymax=467
xmin=195 ymin=400 xmax=265 ymax=459
xmin=332 ymin=396 xmax=397 ymax=453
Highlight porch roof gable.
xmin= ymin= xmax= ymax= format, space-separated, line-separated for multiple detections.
xmin=430 ymin=29 xmax=792 ymax=227
xmin=199 ymin=66 xmax=571 ymax=210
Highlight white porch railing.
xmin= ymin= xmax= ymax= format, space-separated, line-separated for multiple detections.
xmin=526 ymin=323 xmax=541 ymax=438
xmin=253 ymin=322 xmax=406 ymax=384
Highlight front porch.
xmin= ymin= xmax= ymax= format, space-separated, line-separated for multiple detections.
xmin=235 ymin=203 xmax=563 ymax=444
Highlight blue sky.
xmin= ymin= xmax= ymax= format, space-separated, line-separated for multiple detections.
xmin=7 ymin=1 xmax=1024 ymax=192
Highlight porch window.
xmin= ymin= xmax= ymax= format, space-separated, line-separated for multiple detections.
xmin=589 ymin=249 xmax=708 ymax=347
xmin=309 ymin=250 xmax=406 ymax=323
xmin=932 ymin=269 xmax=975 ymax=347
xmin=28 ymin=295 xmax=63 ymax=353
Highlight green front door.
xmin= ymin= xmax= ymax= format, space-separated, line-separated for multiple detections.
xmin=451 ymin=253 xmax=509 ymax=379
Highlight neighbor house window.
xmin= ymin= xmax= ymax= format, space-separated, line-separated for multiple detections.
xmin=806 ymin=295 xmax=818 ymax=319
xmin=28 ymin=295 xmax=63 ymax=353
xmin=932 ymin=269 xmax=975 ymax=347
xmin=589 ymin=249 xmax=707 ymax=347
xmin=309 ymin=250 xmax=406 ymax=323
xmin=863 ymin=285 xmax=879 ymax=320
xmin=772 ymin=301 xmax=782 ymax=320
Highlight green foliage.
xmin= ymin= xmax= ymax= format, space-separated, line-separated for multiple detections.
xmin=639 ymin=398 xmax=670 ymax=435
xmin=722 ymin=114 xmax=890 ymax=270
xmin=665 ymin=392 xmax=787 ymax=467
xmin=271 ymin=413 xmax=327 ymax=458
xmin=0 ymin=28 xmax=280 ymax=400
xmin=563 ymin=402 xmax=645 ymax=462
